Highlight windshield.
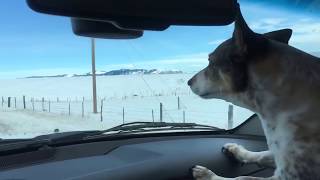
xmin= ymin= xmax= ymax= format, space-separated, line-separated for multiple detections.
xmin=0 ymin=1 xmax=319 ymax=139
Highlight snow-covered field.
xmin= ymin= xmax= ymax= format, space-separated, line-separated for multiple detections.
xmin=0 ymin=74 xmax=253 ymax=139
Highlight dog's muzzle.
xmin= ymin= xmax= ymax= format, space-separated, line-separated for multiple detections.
xmin=188 ymin=77 xmax=195 ymax=86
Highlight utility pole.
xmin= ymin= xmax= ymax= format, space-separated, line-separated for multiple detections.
xmin=91 ymin=38 xmax=98 ymax=113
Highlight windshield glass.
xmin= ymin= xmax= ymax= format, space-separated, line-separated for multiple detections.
xmin=0 ymin=1 xmax=319 ymax=139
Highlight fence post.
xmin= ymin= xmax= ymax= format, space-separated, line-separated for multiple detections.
xmin=42 ymin=97 xmax=45 ymax=111
xmin=68 ymin=101 xmax=71 ymax=116
xmin=100 ymin=100 xmax=103 ymax=122
xmin=23 ymin=96 xmax=26 ymax=109
xmin=32 ymin=98 xmax=34 ymax=111
xmin=152 ymin=109 xmax=154 ymax=122
xmin=14 ymin=97 xmax=17 ymax=108
xmin=178 ymin=96 xmax=180 ymax=110
xmin=160 ymin=103 xmax=163 ymax=122
xmin=122 ymin=107 xmax=125 ymax=124
xmin=49 ymin=101 xmax=51 ymax=113
xmin=82 ymin=101 xmax=84 ymax=118
xmin=228 ymin=105 xmax=234 ymax=129
xmin=183 ymin=110 xmax=185 ymax=123
xmin=8 ymin=97 xmax=11 ymax=108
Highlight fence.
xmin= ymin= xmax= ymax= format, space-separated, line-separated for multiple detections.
xmin=1 ymin=95 xmax=235 ymax=129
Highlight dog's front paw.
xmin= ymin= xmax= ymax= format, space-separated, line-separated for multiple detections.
xmin=192 ymin=165 xmax=217 ymax=180
xmin=222 ymin=143 xmax=248 ymax=164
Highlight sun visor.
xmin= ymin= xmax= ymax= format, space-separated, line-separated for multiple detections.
xmin=27 ymin=0 xmax=237 ymax=31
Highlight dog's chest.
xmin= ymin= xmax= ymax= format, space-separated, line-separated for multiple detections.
xmin=260 ymin=114 xmax=320 ymax=179
xmin=260 ymin=116 xmax=293 ymax=167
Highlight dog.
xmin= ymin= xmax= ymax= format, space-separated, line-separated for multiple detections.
xmin=188 ymin=4 xmax=320 ymax=180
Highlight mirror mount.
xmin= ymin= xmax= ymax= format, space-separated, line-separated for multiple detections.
xmin=71 ymin=18 xmax=143 ymax=39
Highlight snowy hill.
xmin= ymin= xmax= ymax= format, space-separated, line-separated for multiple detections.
xmin=24 ymin=69 xmax=183 ymax=79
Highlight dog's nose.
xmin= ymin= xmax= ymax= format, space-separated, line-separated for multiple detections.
xmin=188 ymin=78 xmax=193 ymax=86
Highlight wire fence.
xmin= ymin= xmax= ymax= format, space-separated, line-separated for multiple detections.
xmin=1 ymin=94 xmax=236 ymax=129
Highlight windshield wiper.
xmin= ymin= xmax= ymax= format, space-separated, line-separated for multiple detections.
xmin=95 ymin=121 xmax=223 ymax=135
xmin=0 ymin=130 xmax=101 ymax=155
xmin=0 ymin=122 xmax=222 ymax=155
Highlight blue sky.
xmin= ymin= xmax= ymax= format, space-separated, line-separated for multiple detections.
xmin=0 ymin=0 xmax=320 ymax=78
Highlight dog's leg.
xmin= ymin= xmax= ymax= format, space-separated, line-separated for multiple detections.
xmin=223 ymin=143 xmax=275 ymax=168
xmin=192 ymin=165 xmax=278 ymax=180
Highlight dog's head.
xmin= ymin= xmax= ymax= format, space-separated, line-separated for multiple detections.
xmin=188 ymin=6 xmax=292 ymax=107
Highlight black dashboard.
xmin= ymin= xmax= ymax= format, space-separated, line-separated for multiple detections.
xmin=0 ymin=115 xmax=273 ymax=180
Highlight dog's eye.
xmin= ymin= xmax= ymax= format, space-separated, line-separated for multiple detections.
xmin=221 ymin=66 xmax=232 ymax=72
xmin=230 ymin=54 xmax=243 ymax=63
xmin=209 ymin=61 xmax=215 ymax=67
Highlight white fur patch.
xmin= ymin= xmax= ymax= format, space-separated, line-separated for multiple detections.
xmin=223 ymin=143 xmax=275 ymax=167
xmin=192 ymin=165 xmax=222 ymax=180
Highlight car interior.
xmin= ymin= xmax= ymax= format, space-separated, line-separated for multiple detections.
xmin=0 ymin=0 xmax=318 ymax=179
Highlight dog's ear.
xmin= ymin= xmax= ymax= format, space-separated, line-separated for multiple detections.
xmin=232 ymin=4 xmax=256 ymax=56
xmin=263 ymin=29 xmax=292 ymax=44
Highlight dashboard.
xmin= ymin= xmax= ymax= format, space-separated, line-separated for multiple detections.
xmin=0 ymin=115 xmax=273 ymax=180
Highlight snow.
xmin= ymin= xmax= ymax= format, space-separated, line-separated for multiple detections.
xmin=65 ymin=74 xmax=74 ymax=78
xmin=0 ymin=109 xmax=111 ymax=139
xmin=0 ymin=74 xmax=253 ymax=139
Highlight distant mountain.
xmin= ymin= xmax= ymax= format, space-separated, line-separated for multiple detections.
xmin=99 ymin=69 xmax=182 ymax=75
xmin=104 ymin=69 xmax=149 ymax=76
xmin=24 ymin=69 xmax=183 ymax=79
xmin=25 ymin=74 xmax=68 ymax=79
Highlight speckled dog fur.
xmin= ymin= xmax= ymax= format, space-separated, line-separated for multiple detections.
xmin=188 ymin=4 xmax=320 ymax=180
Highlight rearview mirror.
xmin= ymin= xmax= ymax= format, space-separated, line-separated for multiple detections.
xmin=71 ymin=18 xmax=143 ymax=39
xmin=27 ymin=0 xmax=237 ymax=31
